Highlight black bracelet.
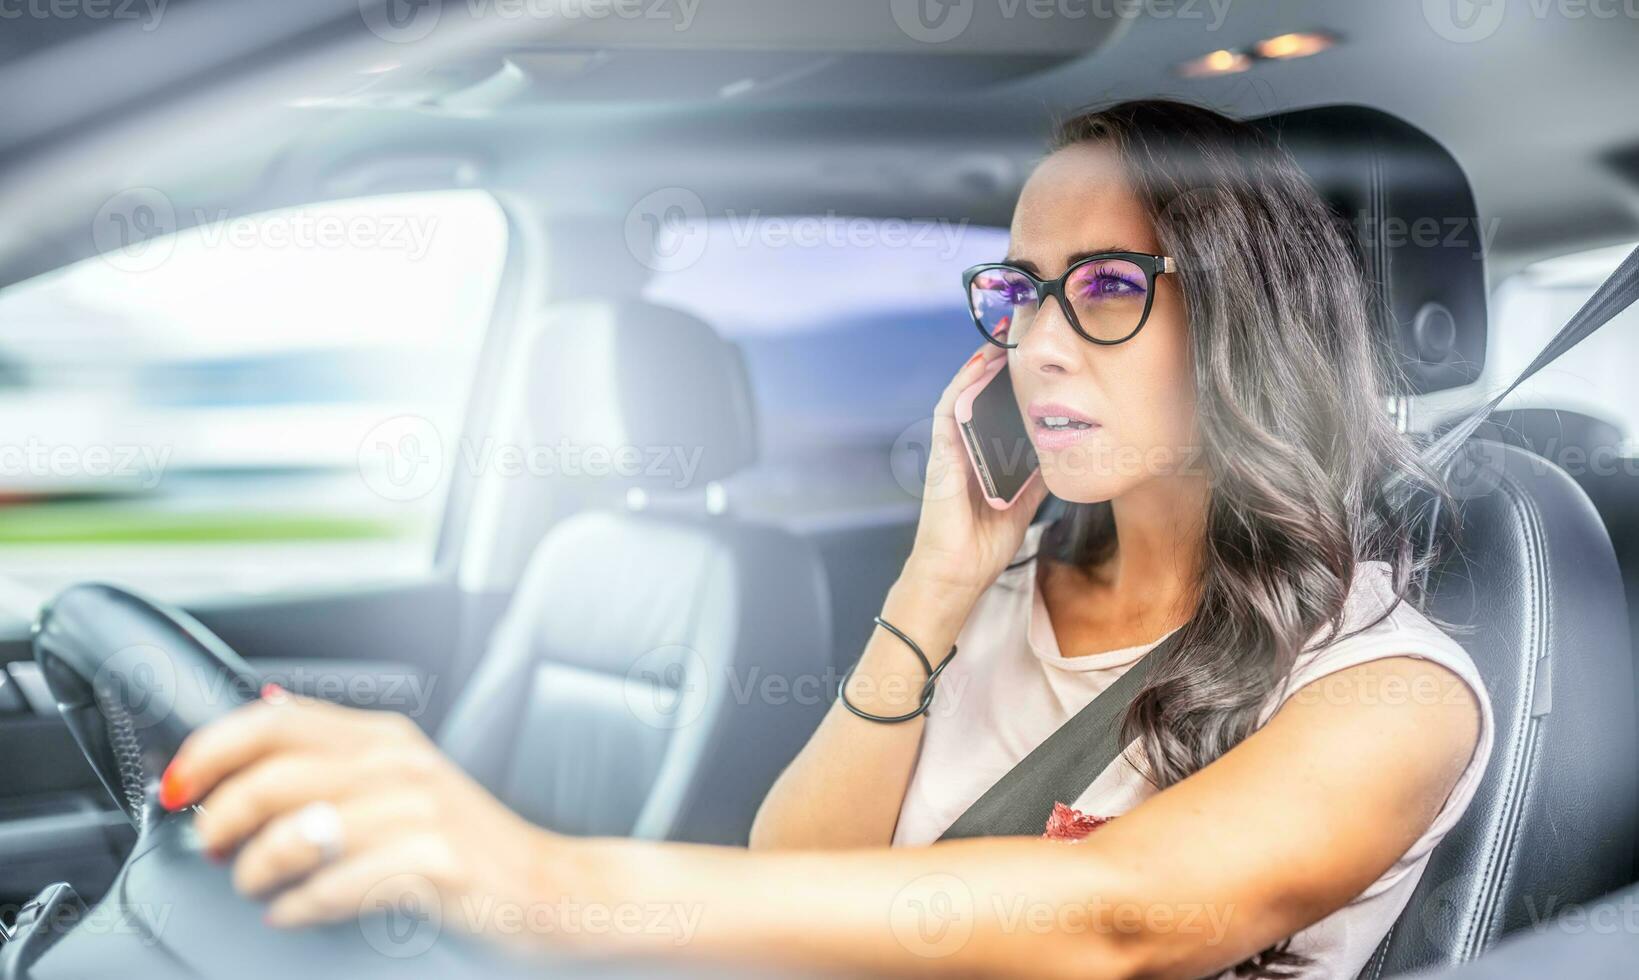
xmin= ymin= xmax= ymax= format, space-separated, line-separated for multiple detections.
xmin=838 ymin=615 xmax=959 ymax=723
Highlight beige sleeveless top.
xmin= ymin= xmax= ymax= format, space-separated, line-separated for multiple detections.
xmin=892 ymin=520 xmax=1494 ymax=978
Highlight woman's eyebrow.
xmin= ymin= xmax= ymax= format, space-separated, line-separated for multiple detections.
xmin=1002 ymin=246 xmax=1135 ymax=275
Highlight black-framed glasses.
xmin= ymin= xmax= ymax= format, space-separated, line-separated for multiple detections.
xmin=962 ymin=251 xmax=1178 ymax=348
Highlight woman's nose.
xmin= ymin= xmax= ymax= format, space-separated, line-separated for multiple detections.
xmin=1015 ymin=294 xmax=1083 ymax=376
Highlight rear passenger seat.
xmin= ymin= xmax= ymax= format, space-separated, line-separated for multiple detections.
xmin=788 ymin=508 xmax=919 ymax=676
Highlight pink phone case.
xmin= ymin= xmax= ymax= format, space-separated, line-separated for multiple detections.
xmin=953 ymin=356 xmax=1041 ymax=510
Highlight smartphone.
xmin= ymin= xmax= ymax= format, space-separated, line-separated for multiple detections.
xmin=953 ymin=356 xmax=1041 ymax=510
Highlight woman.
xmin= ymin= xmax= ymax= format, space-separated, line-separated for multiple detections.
xmin=158 ymin=100 xmax=1492 ymax=979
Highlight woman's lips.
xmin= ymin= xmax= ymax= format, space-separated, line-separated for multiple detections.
xmin=1030 ymin=418 xmax=1103 ymax=451
xmin=1027 ymin=401 xmax=1102 ymax=451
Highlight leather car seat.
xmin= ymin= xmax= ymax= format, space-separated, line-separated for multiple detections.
xmin=437 ymin=299 xmax=833 ymax=845
xmin=1255 ymin=106 xmax=1639 ymax=976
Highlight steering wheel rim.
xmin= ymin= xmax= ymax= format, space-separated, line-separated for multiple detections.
xmin=31 ymin=583 xmax=262 ymax=830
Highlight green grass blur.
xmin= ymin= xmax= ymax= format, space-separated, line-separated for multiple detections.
xmin=0 ymin=503 xmax=410 ymax=544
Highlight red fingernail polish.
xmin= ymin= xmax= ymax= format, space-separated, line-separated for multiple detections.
xmin=206 ymin=846 xmax=228 ymax=864
xmin=159 ymin=763 xmax=188 ymax=811
xmin=261 ymin=682 xmax=286 ymax=702
xmin=966 ymin=352 xmax=984 ymax=366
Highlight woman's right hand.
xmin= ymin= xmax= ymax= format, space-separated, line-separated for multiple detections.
xmin=751 ymin=338 xmax=1051 ymax=852
xmin=902 ymin=338 xmax=1051 ymax=604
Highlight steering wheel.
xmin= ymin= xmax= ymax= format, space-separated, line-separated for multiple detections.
xmin=33 ymin=583 xmax=261 ymax=832
xmin=19 ymin=584 xmax=570 ymax=980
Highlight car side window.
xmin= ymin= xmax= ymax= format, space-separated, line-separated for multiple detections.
xmin=1488 ymin=242 xmax=1639 ymax=442
xmin=1422 ymin=240 xmax=1639 ymax=458
xmin=0 ymin=190 xmax=508 ymax=610
xmin=640 ymin=216 xmax=1010 ymax=520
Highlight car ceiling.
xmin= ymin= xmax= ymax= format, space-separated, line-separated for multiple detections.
xmin=1 ymin=0 xmax=1636 ymax=290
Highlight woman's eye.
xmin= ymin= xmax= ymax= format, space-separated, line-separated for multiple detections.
xmin=986 ymin=281 xmax=1031 ymax=305
xmin=1076 ymin=271 xmax=1145 ymax=300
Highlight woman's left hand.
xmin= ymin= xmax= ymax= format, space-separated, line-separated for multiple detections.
xmin=160 ymin=684 xmax=561 ymax=945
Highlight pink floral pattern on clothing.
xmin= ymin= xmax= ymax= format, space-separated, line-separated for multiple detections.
xmin=1041 ymin=801 xmax=1111 ymax=842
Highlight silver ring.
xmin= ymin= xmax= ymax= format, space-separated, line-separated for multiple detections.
xmin=293 ymin=800 xmax=344 ymax=865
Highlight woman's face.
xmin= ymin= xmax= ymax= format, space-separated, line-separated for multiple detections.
xmin=1005 ymin=140 xmax=1200 ymax=504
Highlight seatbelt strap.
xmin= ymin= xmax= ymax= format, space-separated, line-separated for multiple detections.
xmin=1418 ymin=243 xmax=1639 ymax=474
xmin=935 ymin=243 xmax=1639 ymax=843
xmin=936 ymin=640 xmax=1165 ymax=840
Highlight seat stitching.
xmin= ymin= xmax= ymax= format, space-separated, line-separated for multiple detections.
xmin=1455 ymin=464 xmax=1548 ymax=959
xmin=1364 ymin=920 xmax=1394 ymax=979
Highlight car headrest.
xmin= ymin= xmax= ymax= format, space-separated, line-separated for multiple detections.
xmin=1250 ymin=105 xmax=1488 ymax=395
xmin=524 ymin=298 xmax=759 ymax=495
